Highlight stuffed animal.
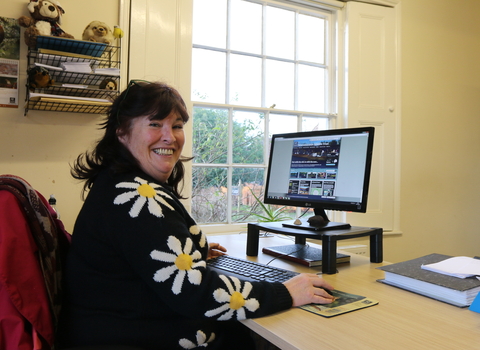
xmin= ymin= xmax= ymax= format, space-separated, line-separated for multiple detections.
xmin=82 ymin=21 xmax=115 ymax=45
xmin=99 ymin=78 xmax=117 ymax=90
xmin=28 ymin=66 xmax=54 ymax=90
xmin=18 ymin=0 xmax=74 ymax=49
xmin=113 ymin=25 xmax=124 ymax=39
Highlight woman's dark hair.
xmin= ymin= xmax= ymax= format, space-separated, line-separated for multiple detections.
xmin=71 ymin=81 xmax=192 ymax=199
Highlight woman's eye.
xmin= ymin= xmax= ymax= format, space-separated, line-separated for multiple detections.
xmin=149 ymin=122 xmax=160 ymax=127
xmin=174 ymin=124 xmax=184 ymax=129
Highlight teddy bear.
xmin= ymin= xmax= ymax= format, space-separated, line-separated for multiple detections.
xmin=99 ymin=78 xmax=117 ymax=90
xmin=27 ymin=66 xmax=54 ymax=91
xmin=82 ymin=21 xmax=115 ymax=45
xmin=18 ymin=0 xmax=74 ymax=49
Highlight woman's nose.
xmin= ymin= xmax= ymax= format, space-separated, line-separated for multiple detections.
xmin=162 ymin=127 xmax=175 ymax=143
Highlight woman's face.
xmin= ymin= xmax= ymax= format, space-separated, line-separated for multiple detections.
xmin=119 ymin=112 xmax=185 ymax=183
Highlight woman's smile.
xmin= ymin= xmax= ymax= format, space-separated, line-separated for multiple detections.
xmin=119 ymin=112 xmax=185 ymax=182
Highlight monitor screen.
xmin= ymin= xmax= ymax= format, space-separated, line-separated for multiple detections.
xmin=264 ymin=127 xmax=375 ymax=229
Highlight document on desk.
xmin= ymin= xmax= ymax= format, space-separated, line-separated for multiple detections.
xmin=377 ymin=254 xmax=480 ymax=307
xmin=421 ymin=256 xmax=480 ymax=278
xmin=300 ymin=290 xmax=378 ymax=318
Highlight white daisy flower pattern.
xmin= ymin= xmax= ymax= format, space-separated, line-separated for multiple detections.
xmin=189 ymin=224 xmax=206 ymax=248
xmin=179 ymin=330 xmax=215 ymax=349
xmin=150 ymin=236 xmax=206 ymax=295
xmin=114 ymin=177 xmax=175 ymax=218
xmin=205 ymin=275 xmax=260 ymax=320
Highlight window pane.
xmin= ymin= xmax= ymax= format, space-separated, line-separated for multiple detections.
xmin=231 ymin=168 xmax=264 ymax=222
xmin=192 ymin=0 xmax=334 ymax=225
xmin=302 ymin=116 xmax=328 ymax=131
xmin=232 ymin=111 xmax=264 ymax=164
xmin=192 ymin=167 xmax=228 ymax=224
xmin=265 ymin=59 xmax=294 ymax=110
xmin=265 ymin=6 xmax=295 ymax=59
xmin=231 ymin=0 xmax=262 ymax=54
xmin=192 ymin=49 xmax=226 ymax=103
xmin=269 ymin=114 xmax=297 ymax=136
xmin=229 ymin=54 xmax=262 ymax=106
xmin=298 ymin=14 xmax=325 ymax=64
xmin=192 ymin=0 xmax=227 ymax=48
xmin=193 ymin=107 xmax=228 ymax=164
xmin=298 ymin=64 xmax=325 ymax=112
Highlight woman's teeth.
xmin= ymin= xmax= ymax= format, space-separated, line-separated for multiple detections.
xmin=154 ymin=148 xmax=173 ymax=155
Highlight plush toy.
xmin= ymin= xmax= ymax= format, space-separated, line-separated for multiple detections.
xmin=28 ymin=66 xmax=54 ymax=90
xmin=82 ymin=21 xmax=115 ymax=45
xmin=99 ymin=78 xmax=117 ymax=90
xmin=113 ymin=25 xmax=124 ymax=39
xmin=18 ymin=0 xmax=74 ymax=49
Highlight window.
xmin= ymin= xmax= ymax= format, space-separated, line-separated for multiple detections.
xmin=191 ymin=0 xmax=337 ymax=224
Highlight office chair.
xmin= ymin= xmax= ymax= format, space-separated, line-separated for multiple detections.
xmin=0 ymin=174 xmax=71 ymax=350
xmin=0 ymin=175 xmax=147 ymax=350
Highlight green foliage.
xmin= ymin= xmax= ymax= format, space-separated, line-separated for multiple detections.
xmin=192 ymin=108 xmax=228 ymax=164
xmin=0 ymin=17 xmax=20 ymax=60
xmin=192 ymin=107 xmax=265 ymax=187
xmin=247 ymin=188 xmax=290 ymax=222
xmin=192 ymin=106 xmax=267 ymax=223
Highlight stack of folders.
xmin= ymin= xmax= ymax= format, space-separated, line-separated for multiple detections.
xmin=377 ymin=253 xmax=480 ymax=307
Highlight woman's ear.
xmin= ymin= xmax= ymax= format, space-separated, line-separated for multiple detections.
xmin=116 ymin=128 xmax=127 ymax=145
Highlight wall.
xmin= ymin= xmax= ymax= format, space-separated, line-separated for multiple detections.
xmin=386 ymin=0 xmax=480 ymax=262
xmin=348 ymin=0 xmax=480 ymax=263
xmin=2 ymin=0 xmax=480 ymax=263
xmin=1 ymin=1 xmax=119 ymax=233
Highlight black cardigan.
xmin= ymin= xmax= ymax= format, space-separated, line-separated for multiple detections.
xmin=59 ymin=169 xmax=292 ymax=350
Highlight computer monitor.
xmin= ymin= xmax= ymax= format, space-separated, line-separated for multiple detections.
xmin=264 ymin=126 xmax=375 ymax=231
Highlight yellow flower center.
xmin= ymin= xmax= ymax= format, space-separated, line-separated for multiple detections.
xmin=175 ymin=253 xmax=193 ymax=271
xmin=229 ymin=291 xmax=245 ymax=310
xmin=189 ymin=225 xmax=200 ymax=235
xmin=137 ymin=184 xmax=156 ymax=198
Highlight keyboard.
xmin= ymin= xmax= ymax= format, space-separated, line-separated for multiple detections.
xmin=207 ymin=255 xmax=298 ymax=283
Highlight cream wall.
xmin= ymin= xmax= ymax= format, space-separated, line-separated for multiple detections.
xmin=385 ymin=0 xmax=480 ymax=262
xmin=1 ymin=1 xmax=119 ymax=233
xmin=2 ymin=0 xmax=479 ymax=263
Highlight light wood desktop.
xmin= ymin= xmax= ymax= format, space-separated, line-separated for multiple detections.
xmin=209 ymin=233 xmax=480 ymax=350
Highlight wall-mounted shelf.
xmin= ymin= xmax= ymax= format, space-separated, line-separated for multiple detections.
xmin=24 ymin=36 xmax=121 ymax=116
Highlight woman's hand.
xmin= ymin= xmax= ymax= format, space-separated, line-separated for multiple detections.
xmin=207 ymin=242 xmax=227 ymax=260
xmin=283 ymin=274 xmax=335 ymax=307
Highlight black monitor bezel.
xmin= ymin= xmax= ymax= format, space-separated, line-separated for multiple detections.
xmin=263 ymin=126 xmax=375 ymax=213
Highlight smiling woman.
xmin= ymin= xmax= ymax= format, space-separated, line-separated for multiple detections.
xmin=118 ymin=112 xmax=186 ymax=183
xmin=71 ymin=80 xmax=192 ymax=199
xmin=58 ymin=81 xmax=334 ymax=350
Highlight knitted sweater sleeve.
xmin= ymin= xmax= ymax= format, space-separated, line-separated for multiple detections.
xmin=102 ymin=173 xmax=293 ymax=321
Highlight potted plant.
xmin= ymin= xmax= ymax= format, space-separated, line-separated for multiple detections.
xmin=248 ymin=188 xmax=291 ymax=222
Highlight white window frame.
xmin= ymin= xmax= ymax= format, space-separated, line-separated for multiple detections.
xmin=191 ymin=0 xmax=342 ymax=231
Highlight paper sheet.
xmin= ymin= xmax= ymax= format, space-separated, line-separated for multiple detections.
xmin=421 ymin=256 xmax=480 ymax=278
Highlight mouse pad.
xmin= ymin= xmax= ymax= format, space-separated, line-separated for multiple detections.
xmin=299 ymin=290 xmax=378 ymax=317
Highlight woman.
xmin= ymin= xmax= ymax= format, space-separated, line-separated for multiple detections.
xmin=59 ymin=81 xmax=334 ymax=350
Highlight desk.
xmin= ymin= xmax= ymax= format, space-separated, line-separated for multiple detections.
xmin=246 ymin=222 xmax=383 ymax=274
xmin=209 ymin=233 xmax=480 ymax=350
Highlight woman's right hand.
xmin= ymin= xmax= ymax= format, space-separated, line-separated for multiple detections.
xmin=283 ymin=273 xmax=335 ymax=307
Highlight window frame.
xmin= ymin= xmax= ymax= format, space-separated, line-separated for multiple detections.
xmin=191 ymin=0 xmax=342 ymax=231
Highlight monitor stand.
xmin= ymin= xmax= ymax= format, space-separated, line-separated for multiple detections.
xmin=282 ymin=208 xmax=351 ymax=231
